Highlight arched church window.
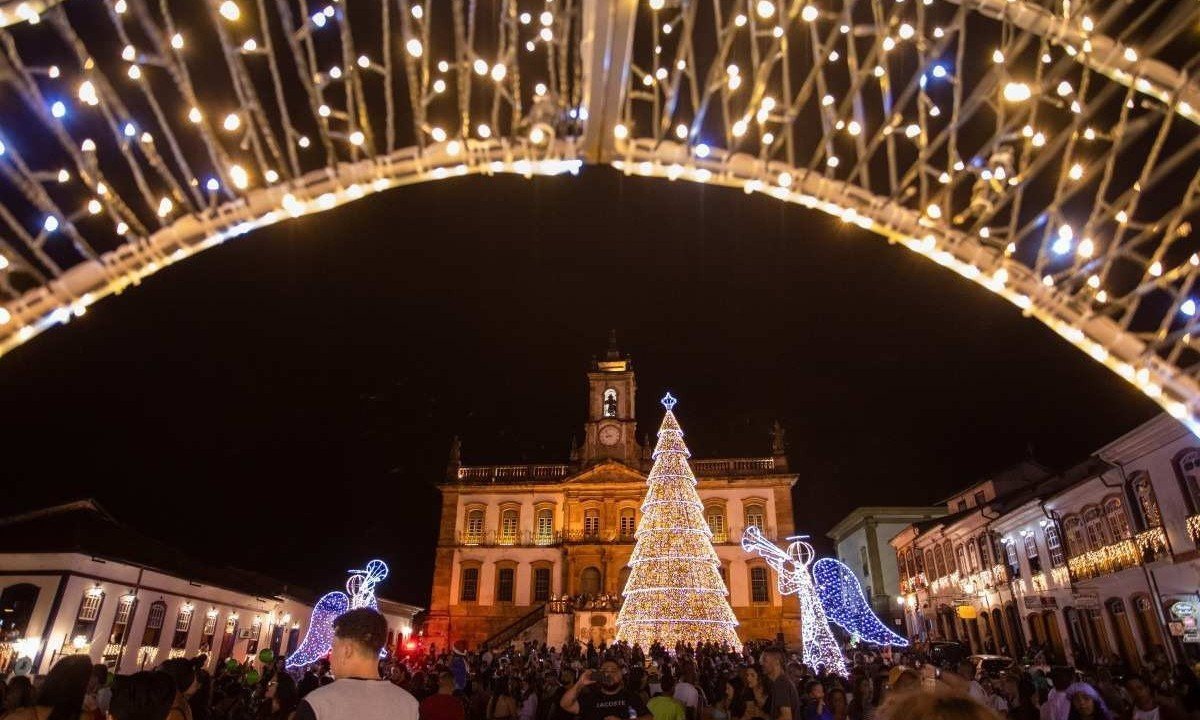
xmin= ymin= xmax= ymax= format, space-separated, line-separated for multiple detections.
xmin=619 ymin=508 xmax=637 ymax=539
xmin=584 ymin=509 xmax=600 ymax=538
xmin=603 ymin=389 xmax=618 ymax=418
xmin=536 ymin=508 xmax=554 ymax=544
xmin=499 ymin=508 xmax=519 ymax=544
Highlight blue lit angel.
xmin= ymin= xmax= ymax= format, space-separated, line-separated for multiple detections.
xmin=741 ymin=527 xmax=906 ymax=674
xmin=285 ymin=560 xmax=389 ymax=670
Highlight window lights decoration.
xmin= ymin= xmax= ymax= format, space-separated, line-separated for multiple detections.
xmin=284 ymin=559 xmax=389 ymax=670
xmin=615 ymin=393 xmax=741 ymax=649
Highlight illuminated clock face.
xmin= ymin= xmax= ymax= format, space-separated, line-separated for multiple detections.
xmin=599 ymin=425 xmax=621 ymax=446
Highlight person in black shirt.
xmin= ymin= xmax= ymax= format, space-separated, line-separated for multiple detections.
xmin=560 ymin=660 xmax=652 ymax=720
xmin=759 ymin=649 xmax=801 ymax=720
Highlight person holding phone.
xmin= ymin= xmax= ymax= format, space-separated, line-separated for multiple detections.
xmin=560 ymin=661 xmax=652 ymax=720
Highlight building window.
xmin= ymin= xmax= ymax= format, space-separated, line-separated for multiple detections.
xmin=247 ymin=618 xmax=262 ymax=654
xmin=1083 ymin=506 xmax=1111 ymax=549
xmin=745 ymin=504 xmax=765 ymax=531
xmin=583 ymin=509 xmax=601 ymax=538
xmin=104 ymin=595 xmax=136 ymax=645
xmin=957 ymin=500 xmax=967 ymax=511
xmin=496 ymin=568 xmax=515 ymax=603
xmin=72 ymin=588 xmax=105 ymax=643
xmin=706 ymin=508 xmax=726 ymax=542
xmin=973 ymin=491 xmax=986 ymax=506
xmin=78 ymin=588 xmax=104 ymax=622
xmin=1024 ymin=534 xmax=1042 ymax=574
xmin=1173 ymin=448 xmax=1200 ymax=512
xmin=620 ymin=508 xmax=637 ymax=539
xmin=465 ymin=509 xmax=484 ymax=544
xmin=536 ymin=509 xmax=554 ymax=544
xmin=924 ymin=550 xmax=935 ymax=577
xmin=750 ymin=566 xmax=770 ymax=603
xmin=1045 ymin=524 xmax=1066 ymax=567
xmin=1004 ymin=539 xmax=1021 ymax=578
xmin=202 ymin=610 xmax=218 ymax=636
xmin=955 ymin=545 xmax=968 ymax=576
xmin=580 ymin=567 xmax=601 ymax=595
xmin=933 ymin=546 xmax=947 ymax=578
xmin=603 ymin=388 xmax=618 ymax=417
xmin=142 ymin=601 xmax=167 ymax=647
xmin=499 ymin=509 xmax=519 ymax=544
xmin=966 ymin=542 xmax=980 ymax=573
xmin=1103 ymin=496 xmax=1132 ymax=540
xmin=1132 ymin=474 xmax=1163 ymax=529
xmin=977 ymin=535 xmax=991 ymax=567
xmin=942 ymin=541 xmax=957 ymax=575
xmin=1063 ymin=515 xmax=1088 ymax=556
xmin=172 ymin=604 xmax=194 ymax=649
xmin=0 ymin=584 xmax=40 ymax=643
xmin=460 ymin=567 xmax=479 ymax=602
xmin=533 ymin=568 xmax=551 ymax=602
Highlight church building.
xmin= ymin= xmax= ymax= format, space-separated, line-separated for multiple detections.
xmin=426 ymin=340 xmax=801 ymax=650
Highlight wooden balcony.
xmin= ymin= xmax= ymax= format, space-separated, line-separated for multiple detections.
xmin=1066 ymin=527 xmax=1169 ymax=582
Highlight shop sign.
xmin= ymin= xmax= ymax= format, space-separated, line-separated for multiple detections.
xmin=1171 ymin=601 xmax=1196 ymax=619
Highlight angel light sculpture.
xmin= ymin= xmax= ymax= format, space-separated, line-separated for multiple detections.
xmin=285 ymin=560 xmax=389 ymax=670
xmin=742 ymin=527 xmax=907 ymax=676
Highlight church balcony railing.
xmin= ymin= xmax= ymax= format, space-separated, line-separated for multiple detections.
xmin=455 ymin=464 xmax=572 ymax=483
xmin=692 ymin=458 xmax=780 ymax=476
xmin=458 ymin=530 xmax=563 ymax=547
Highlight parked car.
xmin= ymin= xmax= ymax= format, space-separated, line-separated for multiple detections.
xmin=970 ymin=654 xmax=1016 ymax=677
xmin=928 ymin=641 xmax=971 ymax=666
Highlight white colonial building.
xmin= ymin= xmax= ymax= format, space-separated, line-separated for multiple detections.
xmin=890 ymin=415 xmax=1200 ymax=670
xmin=826 ymin=507 xmax=945 ymax=624
xmin=0 ymin=501 xmax=420 ymax=675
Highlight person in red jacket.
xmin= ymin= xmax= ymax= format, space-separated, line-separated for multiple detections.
xmin=420 ymin=672 xmax=466 ymax=720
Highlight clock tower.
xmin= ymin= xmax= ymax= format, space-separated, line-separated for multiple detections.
xmin=582 ymin=332 xmax=641 ymax=466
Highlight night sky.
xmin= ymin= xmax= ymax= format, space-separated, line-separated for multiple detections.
xmin=0 ymin=167 xmax=1159 ymax=606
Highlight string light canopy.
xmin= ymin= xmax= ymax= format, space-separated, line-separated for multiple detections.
xmin=0 ymin=1 xmax=1197 ymax=435
xmin=615 ymin=393 xmax=742 ymax=650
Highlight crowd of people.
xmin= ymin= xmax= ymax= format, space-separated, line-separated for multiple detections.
xmin=3 ymin=608 xmax=1200 ymax=720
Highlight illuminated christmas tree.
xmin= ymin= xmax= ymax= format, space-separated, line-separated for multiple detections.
xmin=616 ymin=393 xmax=741 ymax=649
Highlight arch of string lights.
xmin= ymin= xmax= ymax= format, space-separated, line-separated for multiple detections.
xmin=0 ymin=0 xmax=1198 ymax=433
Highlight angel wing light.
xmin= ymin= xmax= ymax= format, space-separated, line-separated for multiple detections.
xmin=285 ymin=559 xmax=390 ymax=670
xmin=812 ymin=558 xmax=909 ymax=647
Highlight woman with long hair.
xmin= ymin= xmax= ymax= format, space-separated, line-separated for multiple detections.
xmin=262 ymin=672 xmax=298 ymax=720
xmin=735 ymin=667 xmax=768 ymax=720
xmin=5 ymin=656 xmax=94 ymax=720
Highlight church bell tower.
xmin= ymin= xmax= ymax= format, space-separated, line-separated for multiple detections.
xmin=582 ymin=331 xmax=640 ymax=466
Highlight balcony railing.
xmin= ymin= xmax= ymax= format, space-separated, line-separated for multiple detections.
xmin=459 ymin=530 xmax=563 ymax=547
xmin=692 ymin=457 xmax=780 ymax=476
xmin=455 ymin=464 xmax=572 ymax=483
xmin=1067 ymin=527 xmax=1169 ymax=582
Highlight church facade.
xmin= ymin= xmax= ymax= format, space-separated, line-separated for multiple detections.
xmin=426 ymin=344 xmax=801 ymax=650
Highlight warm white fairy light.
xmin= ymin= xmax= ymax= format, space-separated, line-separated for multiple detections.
xmin=219 ymin=1 xmax=240 ymax=21
xmin=406 ymin=38 xmax=423 ymax=58
xmin=223 ymin=113 xmax=240 ymax=131
xmin=1003 ymin=82 xmax=1032 ymax=102
xmin=616 ymin=394 xmax=741 ymax=650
